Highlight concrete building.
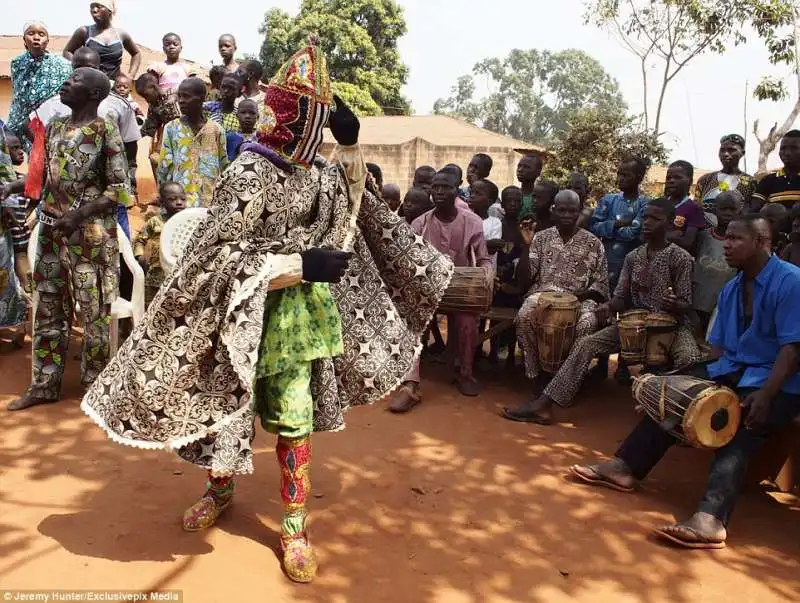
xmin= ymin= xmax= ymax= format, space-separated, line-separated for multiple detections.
xmin=1 ymin=35 xmax=208 ymax=200
xmin=321 ymin=115 xmax=546 ymax=193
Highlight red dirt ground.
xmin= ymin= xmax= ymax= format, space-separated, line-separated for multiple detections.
xmin=1 ymin=336 xmax=799 ymax=603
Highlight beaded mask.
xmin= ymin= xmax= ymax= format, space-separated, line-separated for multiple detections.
xmin=255 ymin=40 xmax=333 ymax=168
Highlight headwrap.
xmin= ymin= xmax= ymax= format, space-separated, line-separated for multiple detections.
xmin=23 ymin=21 xmax=49 ymax=36
xmin=720 ymin=134 xmax=745 ymax=149
xmin=92 ymin=0 xmax=117 ymax=14
xmin=255 ymin=38 xmax=333 ymax=168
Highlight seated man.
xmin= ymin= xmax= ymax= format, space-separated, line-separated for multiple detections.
xmin=569 ymin=215 xmax=800 ymax=549
xmin=503 ymin=198 xmax=702 ymax=424
xmin=505 ymin=190 xmax=608 ymax=397
xmin=389 ymin=169 xmax=492 ymax=410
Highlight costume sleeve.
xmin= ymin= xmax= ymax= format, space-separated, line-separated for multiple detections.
xmin=589 ymin=194 xmax=615 ymax=238
xmin=590 ymin=241 xmax=610 ymax=300
xmin=156 ymin=122 xmax=174 ymax=186
xmin=329 ymin=144 xmax=367 ymax=208
xmin=672 ymin=249 xmax=694 ymax=306
xmin=102 ymin=120 xmax=132 ymax=208
xmin=775 ymin=275 xmax=800 ymax=346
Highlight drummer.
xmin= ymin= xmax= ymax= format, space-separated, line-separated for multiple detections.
xmin=503 ymin=198 xmax=702 ymax=424
xmin=569 ymin=215 xmax=800 ymax=550
xmin=507 ymin=190 xmax=609 ymax=395
xmin=388 ymin=169 xmax=492 ymax=411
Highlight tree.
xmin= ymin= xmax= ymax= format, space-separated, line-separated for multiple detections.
xmin=258 ymin=0 xmax=411 ymax=116
xmin=585 ymin=0 xmax=791 ymax=135
xmin=752 ymin=1 xmax=799 ymax=171
xmin=433 ymin=49 xmax=627 ymax=145
xmin=543 ymin=107 xmax=669 ymax=199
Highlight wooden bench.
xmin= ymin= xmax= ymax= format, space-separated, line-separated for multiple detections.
xmin=478 ymin=306 xmax=518 ymax=343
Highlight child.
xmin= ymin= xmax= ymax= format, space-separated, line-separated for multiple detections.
xmin=381 ymin=184 xmax=401 ymax=212
xmin=235 ymin=59 xmax=265 ymax=106
xmin=113 ymin=73 xmax=144 ymax=126
xmin=400 ymin=187 xmax=433 ymax=225
xmin=759 ymin=202 xmax=790 ymax=255
xmin=780 ymin=205 xmax=800 ymax=266
xmin=693 ymin=191 xmax=742 ymax=330
xmin=665 ymin=160 xmax=706 ymax=256
xmin=136 ymin=72 xmax=181 ymax=180
xmin=469 ymin=179 xmax=503 ymax=265
xmin=204 ymin=73 xmax=241 ymax=134
xmin=157 ymin=77 xmax=228 ymax=208
xmin=134 ymin=182 xmax=187 ymax=306
xmin=527 ymin=179 xmax=558 ymax=233
xmin=207 ymin=65 xmax=227 ymax=102
xmin=147 ymin=33 xmax=196 ymax=91
xmin=225 ymin=98 xmax=258 ymax=161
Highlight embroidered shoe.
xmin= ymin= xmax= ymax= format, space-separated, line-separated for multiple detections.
xmin=182 ymin=492 xmax=233 ymax=531
xmin=280 ymin=532 xmax=318 ymax=583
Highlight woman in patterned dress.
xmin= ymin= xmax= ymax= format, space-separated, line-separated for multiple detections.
xmin=81 ymin=41 xmax=452 ymax=583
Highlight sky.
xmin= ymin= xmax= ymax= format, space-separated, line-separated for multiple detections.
xmin=4 ymin=0 xmax=797 ymax=170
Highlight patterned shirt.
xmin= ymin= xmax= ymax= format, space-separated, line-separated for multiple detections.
xmin=156 ymin=118 xmax=229 ymax=208
xmin=752 ymin=169 xmax=800 ymax=208
xmin=203 ymin=101 xmax=241 ymax=134
xmin=527 ymin=226 xmax=609 ymax=300
xmin=695 ymin=171 xmax=756 ymax=211
xmin=140 ymin=91 xmax=181 ymax=139
xmin=614 ymin=243 xmax=694 ymax=322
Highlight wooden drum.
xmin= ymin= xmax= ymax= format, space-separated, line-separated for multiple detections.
xmin=645 ymin=312 xmax=678 ymax=368
xmin=438 ymin=267 xmax=492 ymax=314
xmin=618 ymin=310 xmax=648 ymax=365
xmin=632 ymin=374 xmax=741 ymax=449
xmin=535 ymin=292 xmax=579 ymax=373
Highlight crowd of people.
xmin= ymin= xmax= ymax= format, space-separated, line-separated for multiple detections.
xmin=1 ymin=2 xmax=800 ymax=584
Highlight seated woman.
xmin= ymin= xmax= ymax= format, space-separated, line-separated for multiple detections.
xmin=504 ymin=198 xmax=702 ymax=425
xmin=569 ymin=215 xmax=800 ymax=549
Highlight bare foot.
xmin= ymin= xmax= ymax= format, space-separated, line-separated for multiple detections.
xmin=655 ymin=512 xmax=727 ymax=549
xmin=569 ymin=458 xmax=637 ymax=492
xmin=502 ymin=395 xmax=554 ymax=425
xmin=8 ymin=391 xmax=59 ymax=411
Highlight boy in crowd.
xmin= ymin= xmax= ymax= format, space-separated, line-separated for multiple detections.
xmin=112 ymin=74 xmax=144 ymax=126
xmin=367 ymin=163 xmax=383 ymax=189
xmin=136 ymin=71 xmax=181 ymax=180
xmin=225 ymin=98 xmax=259 ymax=161
xmin=157 ymin=77 xmax=228 ymax=208
xmin=401 ymin=187 xmax=433 ymax=225
xmin=751 ymin=130 xmax=800 ymax=210
xmin=665 ymin=160 xmax=706 ymax=256
xmin=463 ymin=153 xmax=492 ymax=201
xmin=441 ymin=164 xmax=470 ymax=209
xmin=382 ymin=184 xmax=402 ymax=212
xmin=517 ymin=154 xmax=543 ymax=220
xmin=148 ymin=32 xmax=195 ymax=91
xmin=206 ymin=65 xmax=226 ymax=102
xmin=693 ymin=191 xmax=743 ymax=330
xmin=760 ymin=203 xmax=790 ymax=255
xmin=134 ymin=182 xmax=187 ymax=306
xmin=388 ymin=170 xmax=492 ymax=410
xmin=413 ymin=165 xmax=436 ymax=199
xmin=218 ymin=34 xmax=240 ymax=74
xmin=528 ymin=179 xmax=558 ymax=233
xmin=469 ymin=179 xmax=503 ymax=266
xmin=236 ymin=59 xmax=266 ymax=105
xmin=204 ymin=72 xmax=242 ymax=134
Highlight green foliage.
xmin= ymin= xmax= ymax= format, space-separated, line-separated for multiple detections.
xmin=542 ymin=107 xmax=669 ymax=199
xmin=434 ymin=49 xmax=627 ymax=145
xmin=258 ymin=0 xmax=411 ymax=116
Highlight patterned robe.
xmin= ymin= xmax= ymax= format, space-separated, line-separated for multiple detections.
xmin=81 ymin=149 xmax=453 ymax=475
xmin=516 ymin=227 xmax=609 ymax=379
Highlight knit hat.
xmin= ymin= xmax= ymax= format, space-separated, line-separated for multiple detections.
xmin=255 ymin=37 xmax=333 ymax=167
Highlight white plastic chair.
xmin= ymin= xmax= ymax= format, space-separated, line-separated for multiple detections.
xmin=159 ymin=208 xmax=208 ymax=275
xmin=28 ymin=221 xmax=145 ymax=356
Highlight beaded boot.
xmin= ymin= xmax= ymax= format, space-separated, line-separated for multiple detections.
xmin=182 ymin=471 xmax=235 ymax=531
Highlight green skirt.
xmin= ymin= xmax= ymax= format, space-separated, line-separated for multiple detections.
xmin=253 ymin=282 xmax=343 ymax=438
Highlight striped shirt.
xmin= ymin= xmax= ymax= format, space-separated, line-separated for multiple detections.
xmin=2 ymin=195 xmax=30 ymax=252
xmin=752 ymin=169 xmax=800 ymax=208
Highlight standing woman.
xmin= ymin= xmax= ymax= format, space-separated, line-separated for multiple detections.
xmin=63 ymin=1 xmax=142 ymax=80
xmin=6 ymin=22 xmax=73 ymax=148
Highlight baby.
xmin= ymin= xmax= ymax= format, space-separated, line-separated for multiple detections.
xmin=113 ymin=74 xmax=144 ymax=126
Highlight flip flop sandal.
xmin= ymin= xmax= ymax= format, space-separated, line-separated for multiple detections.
xmin=654 ymin=525 xmax=726 ymax=549
xmin=501 ymin=406 xmax=553 ymax=425
xmin=568 ymin=464 xmax=636 ymax=493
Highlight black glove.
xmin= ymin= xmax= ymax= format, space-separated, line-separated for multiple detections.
xmin=329 ymin=94 xmax=360 ymax=146
xmin=301 ymin=248 xmax=352 ymax=283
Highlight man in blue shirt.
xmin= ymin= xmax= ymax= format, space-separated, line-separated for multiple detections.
xmin=569 ymin=214 xmax=800 ymax=549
